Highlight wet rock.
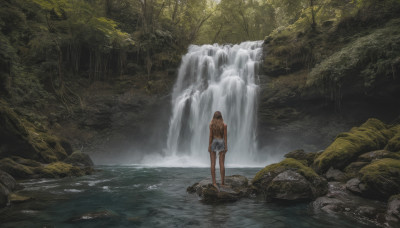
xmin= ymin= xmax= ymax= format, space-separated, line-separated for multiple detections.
xmin=63 ymin=151 xmax=94 ymax=167
xmin=187 ymin=175 xmax=249 ymax=202
xmin=0 ymin=170 xmax=17 ymax=191
xmin=358 ymin=150 xmax=400 ymax=162
xmin=355 ymin=206 xmax=378 ymax=219
xmin=252 ymin=158 xmax=327 ymax=202
xmin=325 ymin=167 xmax=346 ymax=182
xmin=266 ymin=170 xmax=313 ymax=201
xmin=0 ymin=183 xmax=10 ymax=207
xmin=311 ymin=182 xmax=386 ymax=226
xmin=346 ymin=178 xmax=366 ymax=195
xmin=312 ymin=196 xmax=345 ymax=213
xmin=385 ymin=195 xmax=400 ymax=225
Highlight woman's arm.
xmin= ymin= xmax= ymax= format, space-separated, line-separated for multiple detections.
xmin=208 ymin=124 xmax=213 ymax=152
xmin=224 ymin=124 xmax=228 ymax=153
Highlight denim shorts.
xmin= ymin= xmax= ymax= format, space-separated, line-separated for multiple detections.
xmin=211 ymin=138 xmax=225 ymax=153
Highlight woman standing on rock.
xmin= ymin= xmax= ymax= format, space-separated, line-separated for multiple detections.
xmin=208 ymin=111 xmax=228 ymax=188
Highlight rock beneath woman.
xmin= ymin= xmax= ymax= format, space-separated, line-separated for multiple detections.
xmin=187 ymin=175 xmax=250 ymax=202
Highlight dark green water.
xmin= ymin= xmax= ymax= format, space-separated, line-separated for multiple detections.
xmin=0 ymin=166 xmax=376 ymax=227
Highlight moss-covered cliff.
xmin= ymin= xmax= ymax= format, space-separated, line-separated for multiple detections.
xmin=258 ymin=3 xmax=400 ymax=152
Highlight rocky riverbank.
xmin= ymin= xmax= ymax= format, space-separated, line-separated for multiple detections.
xmin=187 ymin=118 xmax=400 ymax=227
xmin=0 ymin=102 xmax=94 ymax=208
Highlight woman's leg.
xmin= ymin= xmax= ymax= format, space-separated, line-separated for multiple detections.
xmin=210 ymin=151 xmax=217 ymax=187
xmin=219 ymin=152 xmax=226 ymax=186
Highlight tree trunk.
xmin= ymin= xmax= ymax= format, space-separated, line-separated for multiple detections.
xmin=310 ymin=0 xmax=316 ymax=30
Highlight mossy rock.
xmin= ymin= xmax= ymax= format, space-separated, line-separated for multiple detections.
xmin=344 ymin=161 xmax=369 ymax=179
xmin=284 ymin=149 xmax=317 ymax=166
xmin=0 ymin=158 xmax=91 ymax=179
xmin=358 ymin=158 xmax=400 ymax=200
xmin=252 ymin=158 xmax=327 ymax=201
xmin=9 ymin=156 xmax=42 ymax=167
xmin=253 ymin=158 xmax=317 ymax=185
xmin=38 ymin=162 xmax=86 ymax=178
xmin=385 ymin=125 xmax=400 ymax=152
xmin=0 ymin=158 xmax=36 ymax=179
xmin=0 ymin=103 xmax=69 ymax=163
xmin=313 ymin=118 xmax=393 ymax=173
xmin=29 ymin=132 xmax=68 ymax=163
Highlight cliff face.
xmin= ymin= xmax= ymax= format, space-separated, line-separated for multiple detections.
xmin=257 ymin=14 xmax=400 ymax=153
xmin=0 ymin=69 xmax=176 ymax=165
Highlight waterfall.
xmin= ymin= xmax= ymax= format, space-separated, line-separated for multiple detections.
xmin=163 ymin=41 xmax=263 ymax=167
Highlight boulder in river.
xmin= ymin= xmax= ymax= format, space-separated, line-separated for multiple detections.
xmin=187 ymin=175 xmax=250 ymax=202
xmin=252 ymin=158 xmax=328 ymax=202
xmin=357 ymin=158 xmax=400 ymax=200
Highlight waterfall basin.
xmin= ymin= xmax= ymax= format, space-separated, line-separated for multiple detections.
xmin=0 ymin=166 xmax=376 ymax=227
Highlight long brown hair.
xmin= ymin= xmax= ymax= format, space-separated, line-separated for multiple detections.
xmin=210 ymin=111 xmax=224 ymax=136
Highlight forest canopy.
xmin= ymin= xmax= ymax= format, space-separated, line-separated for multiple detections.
xmin=0 ymin=0 xmax=398 ymax=99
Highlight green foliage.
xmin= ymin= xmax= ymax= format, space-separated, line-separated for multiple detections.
xmin=306 ymin=18 xmax=400 ymax=105
xmin=197 ymin=0 xmax=276 ymax=44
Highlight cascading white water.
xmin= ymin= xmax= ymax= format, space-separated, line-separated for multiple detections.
xmin=162 ymin=41 xmax=263 ymax=167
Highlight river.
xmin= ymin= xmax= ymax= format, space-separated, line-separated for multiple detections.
xmin=0 ymin=166 xmax=375 ymax=227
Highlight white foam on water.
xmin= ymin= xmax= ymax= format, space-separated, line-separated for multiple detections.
xmin=64 ymin=189 xmax=84 ymax=193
